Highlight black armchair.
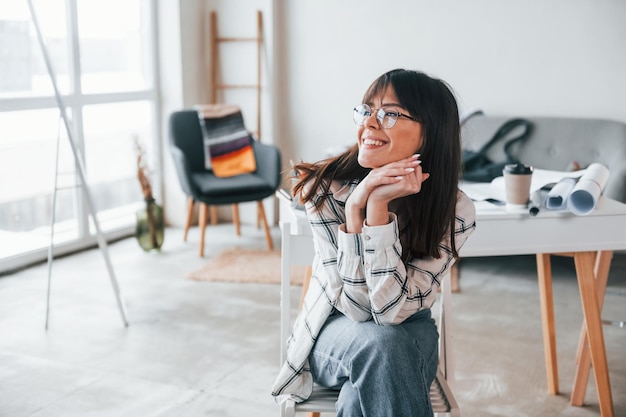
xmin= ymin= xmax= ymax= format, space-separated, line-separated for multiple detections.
xmin=169 ymin=109 xmax=281 ymax=255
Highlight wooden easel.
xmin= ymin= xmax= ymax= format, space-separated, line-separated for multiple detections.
xmin=28 ymin=0 xmax=128 ymax=328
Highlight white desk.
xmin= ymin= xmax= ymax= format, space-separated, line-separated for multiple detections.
xmin=277 ymin=192 xmax=626 ymax=417
xmin=460 ymin=198 xmax=626 ymax=256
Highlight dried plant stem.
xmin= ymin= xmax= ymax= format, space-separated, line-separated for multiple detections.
xmin=135 ymin=138 xmax=153 ymax=201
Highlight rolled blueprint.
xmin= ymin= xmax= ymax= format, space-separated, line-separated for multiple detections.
xmin=567 ymin=163 xmax=610 ymax=215
xmin=546 ymin=177 xmax=577 ymax=210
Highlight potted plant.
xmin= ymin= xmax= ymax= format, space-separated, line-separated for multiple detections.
xmin=135 ymin=139 xmax=164 ymax=252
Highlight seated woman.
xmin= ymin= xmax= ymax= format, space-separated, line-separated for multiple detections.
xmin=272 ymin=68 xmax=476 ymax=417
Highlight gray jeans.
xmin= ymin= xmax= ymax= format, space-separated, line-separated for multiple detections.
xmin=309 ymin=309 xmax=438 ymax=417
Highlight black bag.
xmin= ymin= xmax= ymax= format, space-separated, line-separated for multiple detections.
xmin=462 ymin=118 xmax=533 ymax=182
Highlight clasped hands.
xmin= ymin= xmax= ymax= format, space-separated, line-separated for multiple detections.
xmin=345 ymin=154 xmax=429 ymax=232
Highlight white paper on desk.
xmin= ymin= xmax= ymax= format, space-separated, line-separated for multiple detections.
xmin=459 ymin=181 xmax=497 ymax=201
xmin=465 ymin=165 xmax=609 ymax=215
xmin=567 ymin=163 xmax=610 ymax=215
xmin=546 ymin=177 xmax=577 ymax=210
xmin=527 ymin=168 xmax=587 ymax=193
xmin=484 ymin=168 xmax=587 ymax=202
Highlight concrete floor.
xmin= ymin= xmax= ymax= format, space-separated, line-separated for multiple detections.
xmin=0 ymin=224 xmax=624 ymax=417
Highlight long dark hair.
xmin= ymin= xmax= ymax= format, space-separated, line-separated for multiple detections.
xmin=293 ymin=69 xmax=462 ymax=260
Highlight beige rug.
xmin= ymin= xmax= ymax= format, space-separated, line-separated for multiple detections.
xmin=189 ymin=248 xmax=307 ymax=285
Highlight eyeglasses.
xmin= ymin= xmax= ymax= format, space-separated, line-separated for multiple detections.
xmin=353 ymin=103 xmax=418 ymax=129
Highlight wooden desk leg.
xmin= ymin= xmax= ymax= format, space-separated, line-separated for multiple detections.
xmin=573 ymin=251 xmax=614 ymax=417
xmin=536 ymin=253 xmax=559 ymax=394
xmin=571 ymin=251 xmax=612 ymax=406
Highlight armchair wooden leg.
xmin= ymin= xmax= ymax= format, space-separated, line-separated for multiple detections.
xmin=199 ymin=203 xmax=208 ymax=257
xmin=232 ymin=204 xmax=241 ymax=236
xmin=256 ymin=200 xmax=274 ymax=251
xmin=183 ymin=197 xmax=194 ymax=242
xmin=209 ymin=205 xmax=218 ymax=225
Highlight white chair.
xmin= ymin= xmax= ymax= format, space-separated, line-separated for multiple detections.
xmin=279 ymin=212 xmax=461 ymax=417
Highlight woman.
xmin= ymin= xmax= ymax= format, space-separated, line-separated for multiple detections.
xmin=272 ymin=69 xmax=476 ymax=417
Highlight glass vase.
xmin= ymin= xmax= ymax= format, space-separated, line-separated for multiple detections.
xmin=136 ymin=198 xmax=164 ymax=252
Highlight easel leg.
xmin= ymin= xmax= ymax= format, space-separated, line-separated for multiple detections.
xmin=30 ymin=0 xmax=128 ymax=327
xmin=45 ymin=115 xmax=63 ymax=330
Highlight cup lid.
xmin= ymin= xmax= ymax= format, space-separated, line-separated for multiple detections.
xmin=503 ymin=163 xmax=533 ymax=175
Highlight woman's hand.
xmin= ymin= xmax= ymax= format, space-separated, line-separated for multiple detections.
xmin=369 ymin=156 xmax=429 ymax=204
xmin=345 ymin=155 xmax=427 ymax=230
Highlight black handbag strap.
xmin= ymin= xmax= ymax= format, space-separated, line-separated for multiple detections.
xmin=476 ymin=118 xmax=533 ymax=160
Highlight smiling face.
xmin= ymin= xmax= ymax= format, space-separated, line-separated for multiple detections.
xmin=357 ymin=87 xmax=423 ymax=169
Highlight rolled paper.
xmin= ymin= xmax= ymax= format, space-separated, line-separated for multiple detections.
xmin=567 ymin=163 xmax=610 ymax=215
xmin=546 ymin=177 xmax=577 ymax=210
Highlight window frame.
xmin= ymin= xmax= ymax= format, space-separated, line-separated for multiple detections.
xmin=0 ymin=0 xmax=161 ymax=274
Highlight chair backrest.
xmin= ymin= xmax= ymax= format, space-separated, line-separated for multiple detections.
xmin=169 ymin=109 xmax=206 ymax=172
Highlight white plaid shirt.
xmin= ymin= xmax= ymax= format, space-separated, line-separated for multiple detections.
xmin=271 ymin=179 xmax=476 ymax=403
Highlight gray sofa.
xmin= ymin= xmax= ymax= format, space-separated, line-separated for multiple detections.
xmin=461 ymin=115 xmax=626 ymax=204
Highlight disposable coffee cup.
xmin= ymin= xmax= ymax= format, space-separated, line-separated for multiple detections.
xmin=502 ymin=163 xmax=534 ymax=209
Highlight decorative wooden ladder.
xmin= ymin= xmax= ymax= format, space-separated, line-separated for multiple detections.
xmin=203 ymin=10 xmax=269 ymax=246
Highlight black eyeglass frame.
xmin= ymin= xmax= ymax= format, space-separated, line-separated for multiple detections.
xmin=353 ymin=103 xmax=418 ymax=129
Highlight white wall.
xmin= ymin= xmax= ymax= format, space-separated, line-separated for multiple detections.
xmin=158 ymin=0 xmax=205 ymax=226
xmin=162 ymin=0 xmax=626 ymax=225
xmin=273 ymin=0 xmax=626 ymax=164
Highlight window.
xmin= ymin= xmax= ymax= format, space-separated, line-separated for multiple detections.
xmin=0 ymin=0 xmax=158 ymax=273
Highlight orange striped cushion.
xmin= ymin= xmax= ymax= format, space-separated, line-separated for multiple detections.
xmin=195 ymin=104 xmax=257 ymax=177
